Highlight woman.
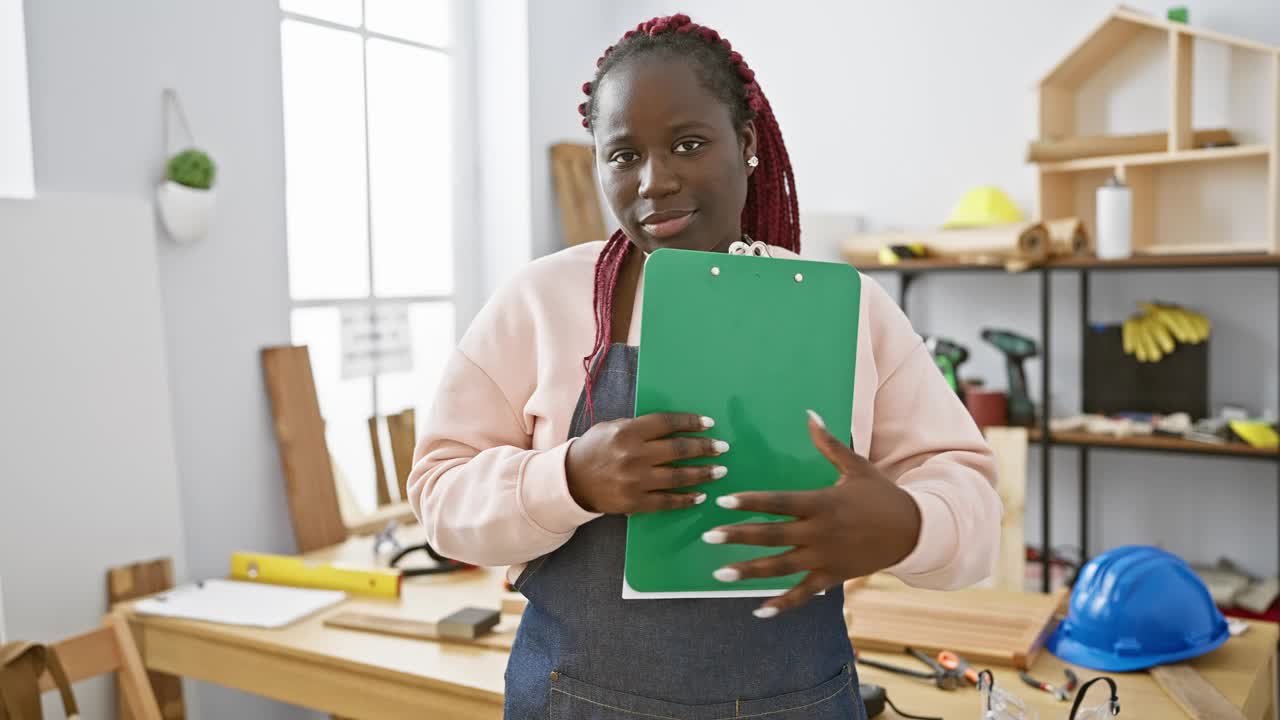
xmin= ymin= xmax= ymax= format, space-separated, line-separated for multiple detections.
xmin=408 ymin=14 xmax=1001 ymax=719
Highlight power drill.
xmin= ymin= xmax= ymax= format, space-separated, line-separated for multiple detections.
xmin=981 ymin=328 xmax=1038 ymax=426
xmin=924 ymin=336 xmax=969 ymax=396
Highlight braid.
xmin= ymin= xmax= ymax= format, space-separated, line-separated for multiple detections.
xmin=578 ymin=15 xmax=799 ymax=418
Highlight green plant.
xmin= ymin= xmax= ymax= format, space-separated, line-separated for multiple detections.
xmin=166 ymin=148 xmax=217 ymax=190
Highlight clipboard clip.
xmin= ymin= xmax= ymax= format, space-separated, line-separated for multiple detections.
xmin=727 ymin=236 xmax=771 ymax=258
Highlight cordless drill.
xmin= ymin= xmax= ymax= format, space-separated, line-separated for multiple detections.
xmin=981 ymin=328 xmax=1038 ymax=426
xmin=924 ymin=336 xmax=969 ymax=396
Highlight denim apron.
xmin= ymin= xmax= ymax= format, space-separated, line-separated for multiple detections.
xmin=504 ymin=345 xmax=867 ymax=719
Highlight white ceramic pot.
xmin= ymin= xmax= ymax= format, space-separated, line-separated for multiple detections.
xmin=156 ymin=180 xmax=216 ymax=244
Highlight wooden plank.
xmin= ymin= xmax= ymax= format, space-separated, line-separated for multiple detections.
xmin=107 ymin=558 xmax=185 ymax=720
xmin=323 ymin=612 xmax=513 ymax=651
xmin=1038 ymin=85 xmax=1075 ymax=140
xmin=1152 ymin=663 xmax=1248 ymax=720
xmin=1125 ymin=164 xmax=1156 ymax=253
xmin=1037 ymin=171 xmax=1075 ymax=226
xmin=1170 ymin=31 xmax=1194 ymax=152
xmin=1042 ymin=16 xmax=1147 ymax=88
xmin=368 ymin=416 xmax=392 ymax=507
xmin=1029 ymin=128 xmax=1233 ymax=163
xmin=844 ymin=579 xmax=1067 ymax=669
xmin=984 ymin=427 xmax=1027 ymax=593
xmin=261 ymin=346 xmax=348 ymax=553
xmin=1037 ymin=144 xmax=1269 ymax=173
xmin=550 ymin=142 xmax=607 ymax=247
xmin=1112 ymin=6 xmax=1278 ymax=55
xmin=386 ymin=409 xmax=416 ymax=503
xmin=1270 ymin=54 xmax=1280 ymax=255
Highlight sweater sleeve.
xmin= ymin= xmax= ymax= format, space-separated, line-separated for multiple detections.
xmin=863 ymin=279 xmax=1004 ymax=589
xmin=406 ymin=348 xmax=601 ymax=567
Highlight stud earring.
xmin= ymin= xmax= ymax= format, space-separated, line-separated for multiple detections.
xmin=747 ymin=156 xmax=759 ymax=168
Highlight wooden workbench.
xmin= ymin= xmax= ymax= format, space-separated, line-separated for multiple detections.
xmin=120 ymin=529 xmax=1278 ymax=719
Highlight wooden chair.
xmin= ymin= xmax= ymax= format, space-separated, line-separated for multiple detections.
xmin=106 ymin=558 xmax=185 ymax=719
xmin=39 ymin=612 xmax=164 ymax=720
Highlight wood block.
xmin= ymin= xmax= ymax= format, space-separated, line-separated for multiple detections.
xmin=106 ymin=558 xmax=185 ymax=720
xmin=324 ymin=610 xmax=515 ymax=651
xmin=437 ymin=608 xmax=500 ymax=640
xmin=261 ymin=346 xmax=348 ymax=553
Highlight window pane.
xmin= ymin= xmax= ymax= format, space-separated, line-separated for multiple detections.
xmin=376 ymin=301 xmax=455 ymax=432
xmin=279 ymin=0 xmax=361 ymax=27
xmin=281 ymin=20 xmax=370 ymax=300
xmin=365 ymin=0 xmax=451 ymax=47
xmin=367 ymin=39 xmax=453 ymax=296
xmin=291 ymin=306 xmax=377 ymax=515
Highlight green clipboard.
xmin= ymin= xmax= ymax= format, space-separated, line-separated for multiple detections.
xmin=625 ymin=248 xmax=861 ymax=598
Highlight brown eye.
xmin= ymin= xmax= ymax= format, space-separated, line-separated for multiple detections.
xmin=674 ymin=139 xmax=705 ymax=154
xmin=609 ymin=151 xmax=639 ymax=167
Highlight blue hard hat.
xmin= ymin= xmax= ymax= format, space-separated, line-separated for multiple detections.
xmin=1046 ymin=545 xmax=1229 ymax=672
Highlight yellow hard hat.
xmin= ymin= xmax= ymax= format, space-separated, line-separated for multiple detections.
xmin=943 ymin=186 xmax=1024 ymax=228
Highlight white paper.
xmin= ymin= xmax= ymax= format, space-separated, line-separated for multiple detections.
xmin=134 ymin=579 xmax=345 ymax=628
xmin=340 ymin=303 xmax=413 ymax=379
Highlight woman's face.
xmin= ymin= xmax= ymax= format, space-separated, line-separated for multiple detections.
xmin=592 ymin=55 xmax=757 ymax=255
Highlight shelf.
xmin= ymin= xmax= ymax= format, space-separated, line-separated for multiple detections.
xmin=1028 ymin=428 xmax=1280 ymax=459
xmin=1037 ymin=144 xmax=1270 ymax=173
xmin=848 ymin=252 xmax=1280 ymax=273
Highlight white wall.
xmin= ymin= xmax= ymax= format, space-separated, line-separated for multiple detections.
xmin=1 ymin=195 xmax=188 ymax=720
xmin=550 ymin=1 xmax=1280 ymax=576
xmin=526 ymin=2 xmax=616 ymax=257
xmin=20 ymin=1 xmax=307 ymax=717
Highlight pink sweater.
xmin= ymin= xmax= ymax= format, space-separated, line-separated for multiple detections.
xmin=408 ymin=242 xmax=1002 ymax=590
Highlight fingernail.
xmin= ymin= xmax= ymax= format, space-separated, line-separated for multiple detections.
xmin=710 ymin=465 xmax=728 ymax=479
xmin=694 ymin=493 xmax=707 ymax=505
xmin=701 ymin=416 xmax=716 ymax=428
xmin=806 ymin=409 xmax=826 ymax=429
xmin=716 ymin=495 xmax=740 ymax=509
xmin=712 ymin=440 xmax=730 ymax=454
xmin=713 ymin=567 xmax=740 ymax=583
xmin=753 ymin=606 xmax=779 ymax=619
xmin=702 ymin=529 xmax=728 ymax=544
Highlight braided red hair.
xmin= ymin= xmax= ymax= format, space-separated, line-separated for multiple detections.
xmin=579 ymin=15 xmax=799 ymax=417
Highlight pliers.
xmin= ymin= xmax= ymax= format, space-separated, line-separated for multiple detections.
xmin=854 ymin=647 xmax=965 ymax=690
xmin=1019 ymin=668 xmax=1080 ymax=701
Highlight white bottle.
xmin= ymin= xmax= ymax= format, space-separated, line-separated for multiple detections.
xmin=1095 ymin=174 xmax=1132 ymax=260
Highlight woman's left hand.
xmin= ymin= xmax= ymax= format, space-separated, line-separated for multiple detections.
xmin=703 ymin=410 xmax=922 ymax=618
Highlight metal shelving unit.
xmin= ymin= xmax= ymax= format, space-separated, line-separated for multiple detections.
xmin=859 ymin=253 xmax=1280 ymax=592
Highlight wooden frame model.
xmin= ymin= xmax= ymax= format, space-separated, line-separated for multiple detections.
xmin=1032 ymin=6 xmax=1280 ymax=255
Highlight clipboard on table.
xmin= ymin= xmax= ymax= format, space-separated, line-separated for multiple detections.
xmin=625 ymin=247 xmax=861 ymax=598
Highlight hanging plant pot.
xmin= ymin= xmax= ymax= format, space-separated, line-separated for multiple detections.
xmin=156 ymin=179 xmax=217 ymax=244
xmin=156 ymin=89 xmax=218 ymax=244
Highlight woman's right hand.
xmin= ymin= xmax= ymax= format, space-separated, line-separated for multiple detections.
xmin=565 ymin=413 xmax=729 ymax=515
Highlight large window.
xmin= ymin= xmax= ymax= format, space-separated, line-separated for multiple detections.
xmin=1 ymin=0 xmax=34 ymax=198
xmin=280 ymin=1 xmax=455 ymax=514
